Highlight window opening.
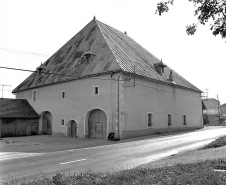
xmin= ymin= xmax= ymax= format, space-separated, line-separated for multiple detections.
xmin=94 ymin=86 xmax=99 ymax=95
xmin=183 ymin=115 xmax=187 ymax=125
xmin=148 ymin=113 xmax=153 ymax=127
xmin=61 ymin=119 xmax=65 ymax=126
xmin=168 ymin=114 xmax=172 ymax=126
xmin=62 ymin=91 xmax=65 ymax=99
xmin=32 ymin=90 xmax=37 ymax=102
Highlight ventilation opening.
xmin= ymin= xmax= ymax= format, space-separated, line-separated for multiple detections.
xmin=153 ymin=60 xmax=167 ymax=75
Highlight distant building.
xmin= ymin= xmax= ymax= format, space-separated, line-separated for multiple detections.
xmin=12 ymin=18 xmax=203 ymax=139
xmin=221 ymin=103 xmax=226 ymax=117
xmin=202 ymin=98 xmax=220 ymax=124
xmin=202 ymin=98 xmax=220 ymax=115
xmin=0 ymin=98 xmax=39 ymax=137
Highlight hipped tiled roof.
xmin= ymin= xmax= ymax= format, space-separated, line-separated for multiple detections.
xmin=13 ymin=19 xmax=202 ymax=93
xmin=0 ymin=98 xmax=39 ymax=118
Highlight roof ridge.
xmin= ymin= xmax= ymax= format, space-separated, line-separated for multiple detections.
xmin=96 ymin=20 xmax=137 ymax=72
xmin=95 ymin=20 xmax=123 ymax=73
xmin=96 ymin=20 xmax=165 ymax=81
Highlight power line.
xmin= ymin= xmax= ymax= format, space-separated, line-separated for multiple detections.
xmin=0 ymin=66 xmax=123 ymax=81
xmin=0 ymin=47 xmax=50 ymax=57
xmin=0 ymin=66 xmax=201 ymax=97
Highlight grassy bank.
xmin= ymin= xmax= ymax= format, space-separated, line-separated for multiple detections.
xmin=3 ymin=159 xmax=226 ymax=185
xmin=202 ymin=135 xmax=226 ymax=149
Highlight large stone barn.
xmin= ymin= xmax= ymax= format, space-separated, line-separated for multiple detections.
xmin=0 ymin=98 xmax=39 ymax=137
xmin=12 ymin=18 xmax=203 ymax=139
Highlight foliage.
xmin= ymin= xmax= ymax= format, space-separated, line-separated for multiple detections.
xmin=3 ymin=159 xmax=226 ymax=185
xmin=156 ymin=0 xmax=226 ymax=39
xmin=203 ymin=135 xmax=226 ymax=149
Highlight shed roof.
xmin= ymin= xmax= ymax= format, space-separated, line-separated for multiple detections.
xmin=13 ymin=19 xmax=202 ymax=93
xmin=0 ymin=98 xmax=39 ymax=118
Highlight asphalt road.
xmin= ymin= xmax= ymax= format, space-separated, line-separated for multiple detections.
xmin=1 ymin=127 xmax=226 ymax=183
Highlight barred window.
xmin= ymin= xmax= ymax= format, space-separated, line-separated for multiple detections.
xmin=183 ymin=115 xmax=187 ymax=125
xmin=148 ymin=113 xmax=153 ymax=127
xmin=32 ymin=90 xmax=37 ymax=102
xmin=168 ymin=114 xmax=172 ymax=126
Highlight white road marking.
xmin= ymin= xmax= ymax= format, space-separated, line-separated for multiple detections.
xmin=140 ymin=150 xmax=179 ymax=163
xmin=60 ymin=158 xmax=87 ymax=165
xmin=213 ymin=169 xmax=226 ymax=172
xmin=0 ymin=152 xmax=43 ymax=161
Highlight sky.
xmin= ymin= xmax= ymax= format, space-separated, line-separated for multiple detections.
xmin=0 ymin=0 xmax=225 ymax=104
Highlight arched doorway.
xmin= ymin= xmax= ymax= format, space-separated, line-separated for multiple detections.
xmin=68 ymin=120 xmax=77 ymax=138
xmin=88 ymin=109 xmax=107 ymax=139
xmin=42 ymin=111 xmax=52 ymax=135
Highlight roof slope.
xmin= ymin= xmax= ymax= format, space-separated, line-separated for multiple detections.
xmin=0 ymin=98 xmax=39 ymax=118
xmin=13 ymin=19 xmax=201 ymax=93
xmin=202 ymin=98 xmax=219 ymax=109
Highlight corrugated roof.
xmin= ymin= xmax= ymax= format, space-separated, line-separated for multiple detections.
xmin=13 ymin=19 xmax=202 ymax=93
xmin=0 ymin=98 xmax=39 ymax=118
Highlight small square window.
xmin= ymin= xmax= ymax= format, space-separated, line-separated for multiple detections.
xmin=147 ymin=113 xmax=153 ymax=127
xmin=61 ymin=119 xmax=65 ymax=126
xmin=61 ymin=91 xmax=65 ymax=99
xmin=168 ymin=114 xmax=172 ymax=126
xmin=183 ymin=115 xmax=187 ymax=125
xmin=32 ymin=90 xmax=37 ymax=102
xmin=94 ymin=86 xmax=99 ymax=95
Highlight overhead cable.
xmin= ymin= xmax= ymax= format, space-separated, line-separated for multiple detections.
xmin=0 ymin=66 xmax=201 ymax=97
xmin=0 ymin=47 xmax=50 ymax=57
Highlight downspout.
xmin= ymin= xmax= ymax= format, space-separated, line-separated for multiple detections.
xmin=116 ymin=72 xmax=122 ymax=140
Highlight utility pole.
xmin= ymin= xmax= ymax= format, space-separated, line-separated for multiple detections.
xmin=202 ymin=88 xmax=209 ymax=99
xmin=205 ymin=88 xmax=209 ymax=99
xmin=0 ymin=84 xmax=11 ymax=98
xmin=217 ymin=94 xmax=221 ymax=123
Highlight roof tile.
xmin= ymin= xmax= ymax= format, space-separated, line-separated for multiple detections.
xmin=13 ymin=19 xmax=201 ymax=93
xmin=0 ymin=98 xmax=39 ymax=118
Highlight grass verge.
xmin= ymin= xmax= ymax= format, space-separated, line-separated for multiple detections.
xmin=3 ymin=159 xmax=226 ymax=185
xmin=202 ymin=135 xmax=226 ymax=149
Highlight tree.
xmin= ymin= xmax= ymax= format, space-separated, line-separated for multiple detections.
xmin=156 ymin=0 xmax=226 ymax=39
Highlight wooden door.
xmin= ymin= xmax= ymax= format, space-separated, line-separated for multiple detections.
xmin=88 ymin=109 xmax=107 ymax=139
xmin=71 ymin=121 xmax=77 ymax=138
xmin=42 ymin=112 xmax=52 ymax=135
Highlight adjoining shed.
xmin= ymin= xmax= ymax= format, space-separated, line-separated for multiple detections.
xmin=0 ymin=98 xmax=39 ymax=137
xmin=202 ymin=98 xmax=220 ymax=124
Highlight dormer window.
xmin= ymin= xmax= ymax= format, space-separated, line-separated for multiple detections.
xmin=153 ymin=60 xmax=167 ymax=75
xmin=36 ymin=63 xmax=46 ymax=75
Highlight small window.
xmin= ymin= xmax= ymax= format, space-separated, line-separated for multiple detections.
xmin=147 ymin=113 xmax=153 ymax=127
xmin=61 ymin=91 xmax=65 ymax=99
xmin=61 ymin=119 xmax=65 ymax=126
xmin=168 ymin=114 xmax=172 ymax=126
xmin=183 ymin=115 xmax=186 ymax=125
xmin=32 ymin=90 xmax=37 ymax=102
xmin=94 ymin=86 xmax=99 ymax=95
